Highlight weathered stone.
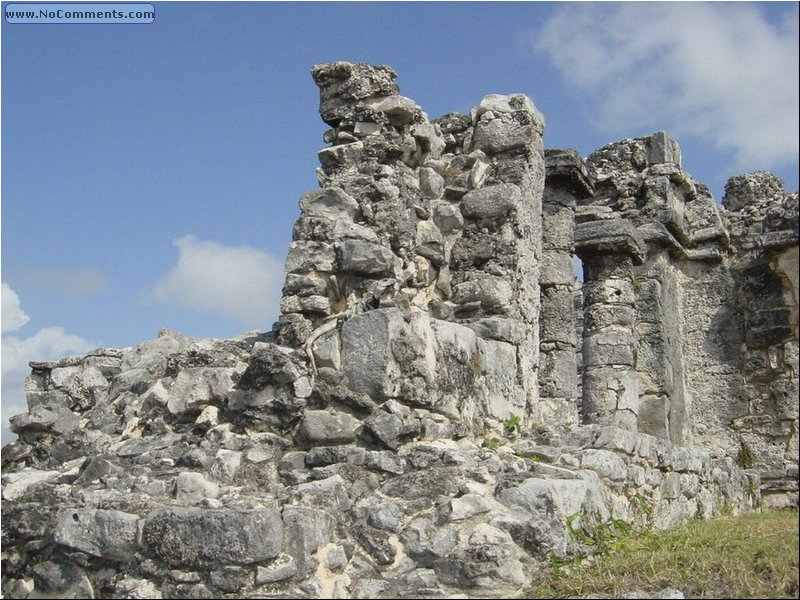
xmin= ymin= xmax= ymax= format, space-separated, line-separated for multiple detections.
xmin=174 ymin=471 xmax=220 ymax=503
xmin=312 ymin=62 xmax=399 ymax=126
xmin=285 ymin=241 xmax=336 ymax=273
xmin=447 ymin=493 xmax=492 ymax=520
xmin=299 ymin=188 xmax=360 ymax=220
xmin=53 ymin=508 xmax=140 ymax=561
xmin=282 ymin=506 xmax=337 ymax=574
xmin=2 ymin=468 xmax=61 ymax=500
xmin=340 ymin=308 xmax=403 ymax=398
xmin=294 ymin=409 xmax=360 ymax=447
xmin=420 ymin=167 xmax=444 ymax=199
xmin=340 ymin=239 xmax=396 ymax=275
xmin=461 ymin=183 xmax=522 ymax=220
xmin=255 ymin=555 xmax=298 ymax=584
xmin=142 ymin=508 xmax=283 ymax=567
xmin=31 ymin=560 xmax=94 ymax=599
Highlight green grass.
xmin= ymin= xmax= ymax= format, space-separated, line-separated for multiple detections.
xmin=531 ymin=510 xmax=799 ymax=599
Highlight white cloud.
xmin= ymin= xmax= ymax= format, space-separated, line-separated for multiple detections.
xmin=534 ymin=3 xmax=799 ymax=170
xmin=150 ymin=235 xmax=284 ymax=329
xmin=2 ymin=282 xmax=30 ymax=333
xmin=1 ymin=284 xmax=95 ymax=445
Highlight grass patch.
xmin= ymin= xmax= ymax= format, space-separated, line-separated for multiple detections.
xmin=532 ymin=510 xmax=799 ymax=599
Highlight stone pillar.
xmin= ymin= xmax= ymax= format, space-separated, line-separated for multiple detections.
xmin=575 ymin=220 xmax=646 ymax=431
xmin=538 ymin=149 xmax=593 ymax=424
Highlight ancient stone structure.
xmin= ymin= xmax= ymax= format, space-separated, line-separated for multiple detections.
xmin=2 ymin=62 xmax=797 ymax=599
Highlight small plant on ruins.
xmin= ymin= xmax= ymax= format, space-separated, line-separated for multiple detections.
xmin=566 ymin=510 xmax=632 ymax=554
xmin=503 ymin=414 xmax=522 ymax=436
xmin=630 ymin=492 xmax=652 ymax=515
xmin=736 ymin=441 xmax=757 ymax=469
xmin=482 ymin=436 xmax=501 ymax=450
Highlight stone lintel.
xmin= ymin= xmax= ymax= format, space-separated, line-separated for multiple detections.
xmin=545 ymin=148 xmax=594 ymax=199
xmin=762 ymin=230 xmax=799 ymax=250
xmin=574 ymin=220 xmax=646 ymax=265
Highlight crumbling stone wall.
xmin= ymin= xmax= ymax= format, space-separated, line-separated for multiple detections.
xmin=723 ymin=173 xmax=799 ymax=501
xmin=575 ymin=133 xmax=798 ymax=505
xmin=277 ymin=62 xmax=545 ymax=435
xmin=1 ymin=62 xmax=797 ymax=599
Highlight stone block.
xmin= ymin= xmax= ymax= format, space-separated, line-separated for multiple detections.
xmin=452 ymin=275 xmax=513 ymax=309
xmin=174 ymin=472 xmax=220 ymax=503
xmin=472 ymin=112 xmax=541 ymax=154
xmin=432 ymin=200 xmax=464 ymax=234
xmin=256 ymin=555 xmax=297 ymax=584
xmin=312 ymin=62 xmax=399 ymax=126
xmin=339 ymin=239 xmax=396 ymax=275
xmin=294 ymin=410 xmax=361 ymax=447
xmin=299 ymin=188 xmax=359 ymax=220
xmin=575 ymin=219 xmax=646 ymax=264
xmin=579 ymin=449 xmax=628 ymax=481
xmin=285 ymin=241 xmax=336 ymax=273
xmin=582 ymin=366 xmax=638 ymax=426
xmin=538 ymin=349 xmax=579 ymax=399
xmin=541 ymin=202 xmax=576 ymax=250
xmin=544 ymin=148 xmax=594 ymax=199
xmin=143 ymin=507 xmax=283 ymax=568
xmin=638 ymin=395 xmax=669 ymax=440
xmin=282 ymin=506 xmax=337 ymax=575
xmin=594 ymin=426 xmax=638 ymax=455
xmin=540 ymin=251 xmax=576 ymax=286
xmin=583 ymin=333 xmax=636 ymax=367
xmin=54 ymin=509 xmax=140 ymax=562
xmin=466 ymin=316 xmax=525 ymax=344
xmin=420 ymin=167 xmax=445 ymax=199
xmin=341 ymin=308 xmax=404 ymax=398
xmin=582 ymin=279 xmax=635 ymax=307
xmin=460 ymin=183 xmax=521 ymax=220
xmin=647 ymin=131 xmax=682 ymax=167
xmin=584 ymin=303 xmax=636 ymax=332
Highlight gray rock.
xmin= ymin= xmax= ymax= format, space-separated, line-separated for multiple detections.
xmin=282 ymin=506 xmax=336 ymax=574
xmin=115 ymin=577 xmax=163 ymax=599
xmin=299 ymin=188 xmax=360 ymax=220
xmin=461 ymin=184 xmax=521 ymax=220
xmin=53 ymin=508 xmax=140 ymax=561
xmin=447 ymin=493 xmax=492 ymax=520
xmin=2 ymin=468 xmax=61 ymax=500
xmin=210 ymin=449 xmax=242 ymax=482
xmin=420 ymin=167 xmax=445 ymax=199
xmin=340 ymin=239 xmax=396 ymax=275
xmin=142 ymin=507 xmax=283 ymax=567
xmin=174 ymin=471 xmax=220 ymax=503
xmin=255 ymin=554 xmax=298 ymax=584
xmin=209 ymin=567 xmax=252 ymax=593
xmin=294 ymin=474 xmax=352 ymax=512
xmin=294 ymin=410 xmax=361 ymax=447
xmin=31 ymin=560 xmax=94 ymax=599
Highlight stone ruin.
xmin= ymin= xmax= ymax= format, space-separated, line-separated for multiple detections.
xmin=2 ymin=62 xmax=798 ymax=599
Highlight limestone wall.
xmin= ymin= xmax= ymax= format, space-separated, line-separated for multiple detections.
xmin=277 ymin=62 xmax=545 ymax=435
xmin=1 ymin=335 xmax=756 ymax=598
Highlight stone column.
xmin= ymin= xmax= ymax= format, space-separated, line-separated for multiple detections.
xmin=575 ymin=220 xmax=646 ymax=431
xmin=538 ymin=149 xmax=593 ymax=424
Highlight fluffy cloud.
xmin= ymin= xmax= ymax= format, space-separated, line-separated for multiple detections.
xmin=2 ymin=282 xmax=30 ymax=333
xmin=534 ymin=3 xmax=799 ymax=169
xmin=151 ymin=235 xmax=284 ymax=329
xmin=1 ymin=283 xmax=95 ymax=445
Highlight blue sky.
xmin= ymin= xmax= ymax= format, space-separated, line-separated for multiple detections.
xmin=2 ymin=1 xmax=798 ymax=443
